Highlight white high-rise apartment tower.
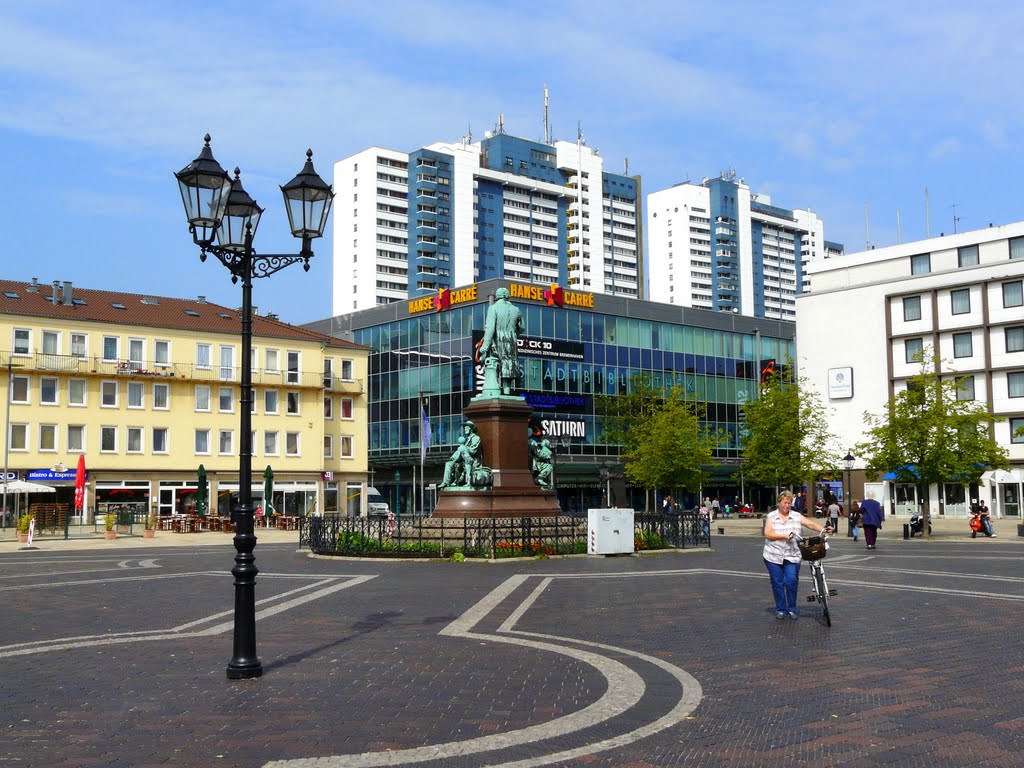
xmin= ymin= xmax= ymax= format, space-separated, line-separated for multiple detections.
xmin=332 ymin=130 xmax=642 ymax=314
xmin=646 ymin=171 xmax=841 ymax=319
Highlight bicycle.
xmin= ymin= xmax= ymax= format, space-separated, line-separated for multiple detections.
xmin=792 ymin=532 xmax=838 ymax=626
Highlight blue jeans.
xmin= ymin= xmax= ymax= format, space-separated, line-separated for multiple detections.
xmin=765 ymin=558 xmax=801 ymax=614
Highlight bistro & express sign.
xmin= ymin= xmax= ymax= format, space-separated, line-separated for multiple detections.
xmin=408 ymin=282 xmax=595 ymax=315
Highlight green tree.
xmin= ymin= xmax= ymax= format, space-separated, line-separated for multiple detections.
xmin=624 ymin=395 xmax=719 ymax=500
xmin=856 ymin=351 xmax=1009 ymax=535
xmin=741 ymin=367 xmax=842 ymax=495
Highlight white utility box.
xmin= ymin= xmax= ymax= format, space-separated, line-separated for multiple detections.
xmin=588 ymin=508 xmax=635 ymax=555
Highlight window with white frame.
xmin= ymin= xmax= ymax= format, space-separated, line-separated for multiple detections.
xmin=264 ymin=430 xmax=279 ymax=455
xmin=324 ymin=395 xmax=333 ymax=419
xmin=953 ymin=332 xmax=973 ymax=358
xmin=153 ymin=383 xmax=169 ymax=410
xmin=286 ymin=432 xmax=300 ymax=456
xmin=1008 ymin=327 xmax=1024 ymax=353
xmin=154 ymin=340 xmax=170 ymax=366
xmin=905 ymin=338 xmax=924 ymax=363
xmin=958 ymin=245 xmax=979 ymax=267
xmin=1009 ymin=371 xmax=1024 ymax=398
xmin=340 ymin=359 xmax=354 ymax=380
xmin=39 ymin=424 xmax=57 ymax=452
xmin=903 ymin=296 xmax=921 ymax=321
xmin=9 ymin=424 xmax=27 ymax=451
xmin=40 ymin=377 xmax=58 ymax=405
xmin=41 ymin=330 xmax=59 ymax=355
xmin=68 ymin=379 xmax=86 ymax=406
xmin=287 ymin=391 xmax=300 ymax=415
xmin=340 ymin=398 xmax=353 ymax=419
xmin=127 ymin=427 xmax=143 ymax=453
xmin=340 ymin=435 xmax=353 ymax=458
xmin=101 ymin=426 xmax=117 ymax=452
xmin=1011 ymin=417 xmax=1024 ymax=444
xmin=71 ymin=333 xmax=87 ymax=358
xmin=265 ymin=348 xmax=279 ymax=373
xmin=218 ymin=387 xmax=234 ymax=412
xmin=101 ymin=381 xmax=118 ymax=407
xmin=219 ymin=429 xmax=234 ymax=454
xmin=287 ymin=351 xmax=300 ymax=384
xmin=950 ymin=288 xmax=971 ymax=315
xmin=323 ymin=358 xmax=334 ymax=388
xmin=195 ymin=429 xmax=210 ymax=454
xmin=11 ymin=375 xmax=28 ymax=403
xmin=1004 ymin=281 xmax=1023 ymax=308
xmin=911 ymin=253 xmax=931 ymax=275
xmin=13 ymin=329 xmax=30 ymax=355
xmin=220 ymin=345 xmax=235 ymax=380
xmin=152 ymin=427 xmax=168 ymax=453
xmin=195 ymin=385 xmax=211 ymax=411
xmin=323 ymin=435 xmax=333 ymax=458
xmin=128 ymin=338 xmax=145 ymax=369
xmin=264 ymin=390 xmax=279 ymax=414
xmin=102 ymin=336 xmax=118 ymax=361
xmin=196 ymin=343 xmax=211 ymax=369
xmin=127 ymin=381 xmax=144 ymax=408
xmin=68 ymin=425 xmax=85 ymax=452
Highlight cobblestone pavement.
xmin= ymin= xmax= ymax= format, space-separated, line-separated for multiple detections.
xmin=1 ymin=534 xmax=1022 ymax=767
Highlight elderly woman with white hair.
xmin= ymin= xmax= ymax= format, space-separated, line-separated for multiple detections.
xmin=763 ymin=490 xmax=832 ymax=620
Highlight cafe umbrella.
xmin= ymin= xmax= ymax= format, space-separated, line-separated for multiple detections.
xmin=196 ymin=464 xmax=208 ymax=517
xmin=70 ymin=453 xmax=87 ymax=539
xmin=263 ymin=465 xmax=274 ymax=522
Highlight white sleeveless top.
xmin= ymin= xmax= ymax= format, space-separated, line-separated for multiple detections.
xmin=762 ymin=509 xmax=805 ymax=564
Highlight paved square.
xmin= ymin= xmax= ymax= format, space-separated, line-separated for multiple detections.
xmin=1 ymin=535 xmax=1022 ymax=767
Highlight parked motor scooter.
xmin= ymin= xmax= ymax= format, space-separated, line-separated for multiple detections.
xmin=908 ymin=513 xmax=932 ymax=537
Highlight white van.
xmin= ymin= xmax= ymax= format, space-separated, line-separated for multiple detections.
xmin=366 ymin=487 xmax=390 ymax=517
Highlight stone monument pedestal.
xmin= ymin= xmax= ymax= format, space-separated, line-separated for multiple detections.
xmin=432 ymin=396 xmax=561 ymax=518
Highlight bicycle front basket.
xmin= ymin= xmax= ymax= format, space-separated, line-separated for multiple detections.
xmin=798 ymin=536 xmax=827 ymax=561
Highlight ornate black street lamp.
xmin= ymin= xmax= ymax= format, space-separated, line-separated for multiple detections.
xmin=843 ymin=451 xmax=855 ymax=537
xmin=175 ymin=134 xmax=333 ymax=680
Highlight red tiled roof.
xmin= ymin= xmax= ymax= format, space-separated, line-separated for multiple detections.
xmin=0 ymin=279 xmax=364 ymax=350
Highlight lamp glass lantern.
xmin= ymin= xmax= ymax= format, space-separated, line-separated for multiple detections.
xmin=843 ymin=451 xmax=855 ymax=471
xmin=215 ymin=169 xmax=264 ymax=254
xmin=174 ymin=134 xmax=233 ymax=246
xmin=281 ymin=149 xmax=334 ymax=243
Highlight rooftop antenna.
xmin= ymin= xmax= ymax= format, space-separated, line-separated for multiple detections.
xmin=497 ymin=113 xmax=505 ymax=135
xmin=543 ymin=84 xmax=551 ymax=145
xmin=624 ymin=157 xmax=629 ymax=176
xmin=925 ymin=187 xmax=931 ymax=238
xmin=467 ymin=122 xmax=472 ymax=144
xmin=864 ymin=201 xmax=871 ymax=249
xmin=952 ymin=203 xmax=960 ymax=234
xmin=897 ymin=209 xmax=903 ymax=244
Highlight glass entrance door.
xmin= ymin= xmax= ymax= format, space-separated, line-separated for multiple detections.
xmin=1003 ymin=484 xmax=1020 ymax=518
xmin=894 ymin=483 xmax=918 ymax=517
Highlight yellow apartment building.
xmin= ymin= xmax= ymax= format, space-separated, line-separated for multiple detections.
xmin=0 ymin=278 xmax=369 ymax=525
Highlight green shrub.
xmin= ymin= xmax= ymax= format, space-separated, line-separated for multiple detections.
xmin=16 ymin=514 xmax=33 ymax=534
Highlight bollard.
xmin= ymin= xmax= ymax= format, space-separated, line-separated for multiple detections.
xmin=903 ymin=523 xmax=910 ymax=540
xmin=717 ymin=526 xmax=725 ymax=535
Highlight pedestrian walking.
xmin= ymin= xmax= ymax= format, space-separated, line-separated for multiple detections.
xmin=860 ymin=490 xmax=884 ymax=549
xmin=827 ymin=498 xmax=841 ymax=534
xmin=763 ymin=490 xmax=832 ymax=620
xmin=849 ymin=502 xmax=862 ymax=543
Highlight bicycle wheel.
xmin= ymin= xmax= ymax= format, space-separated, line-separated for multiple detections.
xmin=814 ymin=567 xmax=831 ymax=626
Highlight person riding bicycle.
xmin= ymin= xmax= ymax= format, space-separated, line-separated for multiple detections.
xmin=763 ymin=490 xmax=832 ymax=621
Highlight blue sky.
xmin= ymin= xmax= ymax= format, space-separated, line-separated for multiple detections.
xmin=2 ymin=1 xmax=1023 ymax=325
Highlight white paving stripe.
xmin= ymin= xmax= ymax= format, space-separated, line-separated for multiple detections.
xmin=263 ymin=574 xmax=702 ymax=768
xmin=0 ymin=575 xmax=376 ymax=659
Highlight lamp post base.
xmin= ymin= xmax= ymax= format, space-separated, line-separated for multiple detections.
xmin=226 ymin=660 xmax=263 ymax=680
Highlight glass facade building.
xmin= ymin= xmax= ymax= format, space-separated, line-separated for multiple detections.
xmin=306 ymin=279 xmax=795 ymax=513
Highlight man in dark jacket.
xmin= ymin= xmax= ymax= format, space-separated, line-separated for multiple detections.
xmin=860 ymin=490 xmax=884 ymax=549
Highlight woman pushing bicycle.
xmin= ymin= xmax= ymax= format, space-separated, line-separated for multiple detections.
xmin=763 ymin=490 xmax=832 ymax=620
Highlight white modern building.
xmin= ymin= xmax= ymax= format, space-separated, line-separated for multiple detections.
xmin=797 ymin=222 xmax=1024 ymax=520
xmin=647 ymin=170 xmax=841 ymax=319
xmin=332 ymin=130 xmax=642 ymax=315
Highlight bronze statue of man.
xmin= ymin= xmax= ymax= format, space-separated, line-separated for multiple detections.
xmin=479 ymin=287 xmax=524 ymax=396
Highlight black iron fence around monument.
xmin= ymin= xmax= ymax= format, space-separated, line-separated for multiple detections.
xmin=299 ymin=510 xmax=710 ymax=558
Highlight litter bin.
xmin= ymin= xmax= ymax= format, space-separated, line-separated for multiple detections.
xmin=903 ymin=523 xmax=910 ymax=540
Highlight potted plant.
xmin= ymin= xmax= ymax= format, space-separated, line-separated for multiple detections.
xmin=143 ymin=510 xmax=157 ymax=538
xmin=16 ymin=513 xmax=32 ymax=544
xmin=104 ymin=510 xmax=117 ymax=539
